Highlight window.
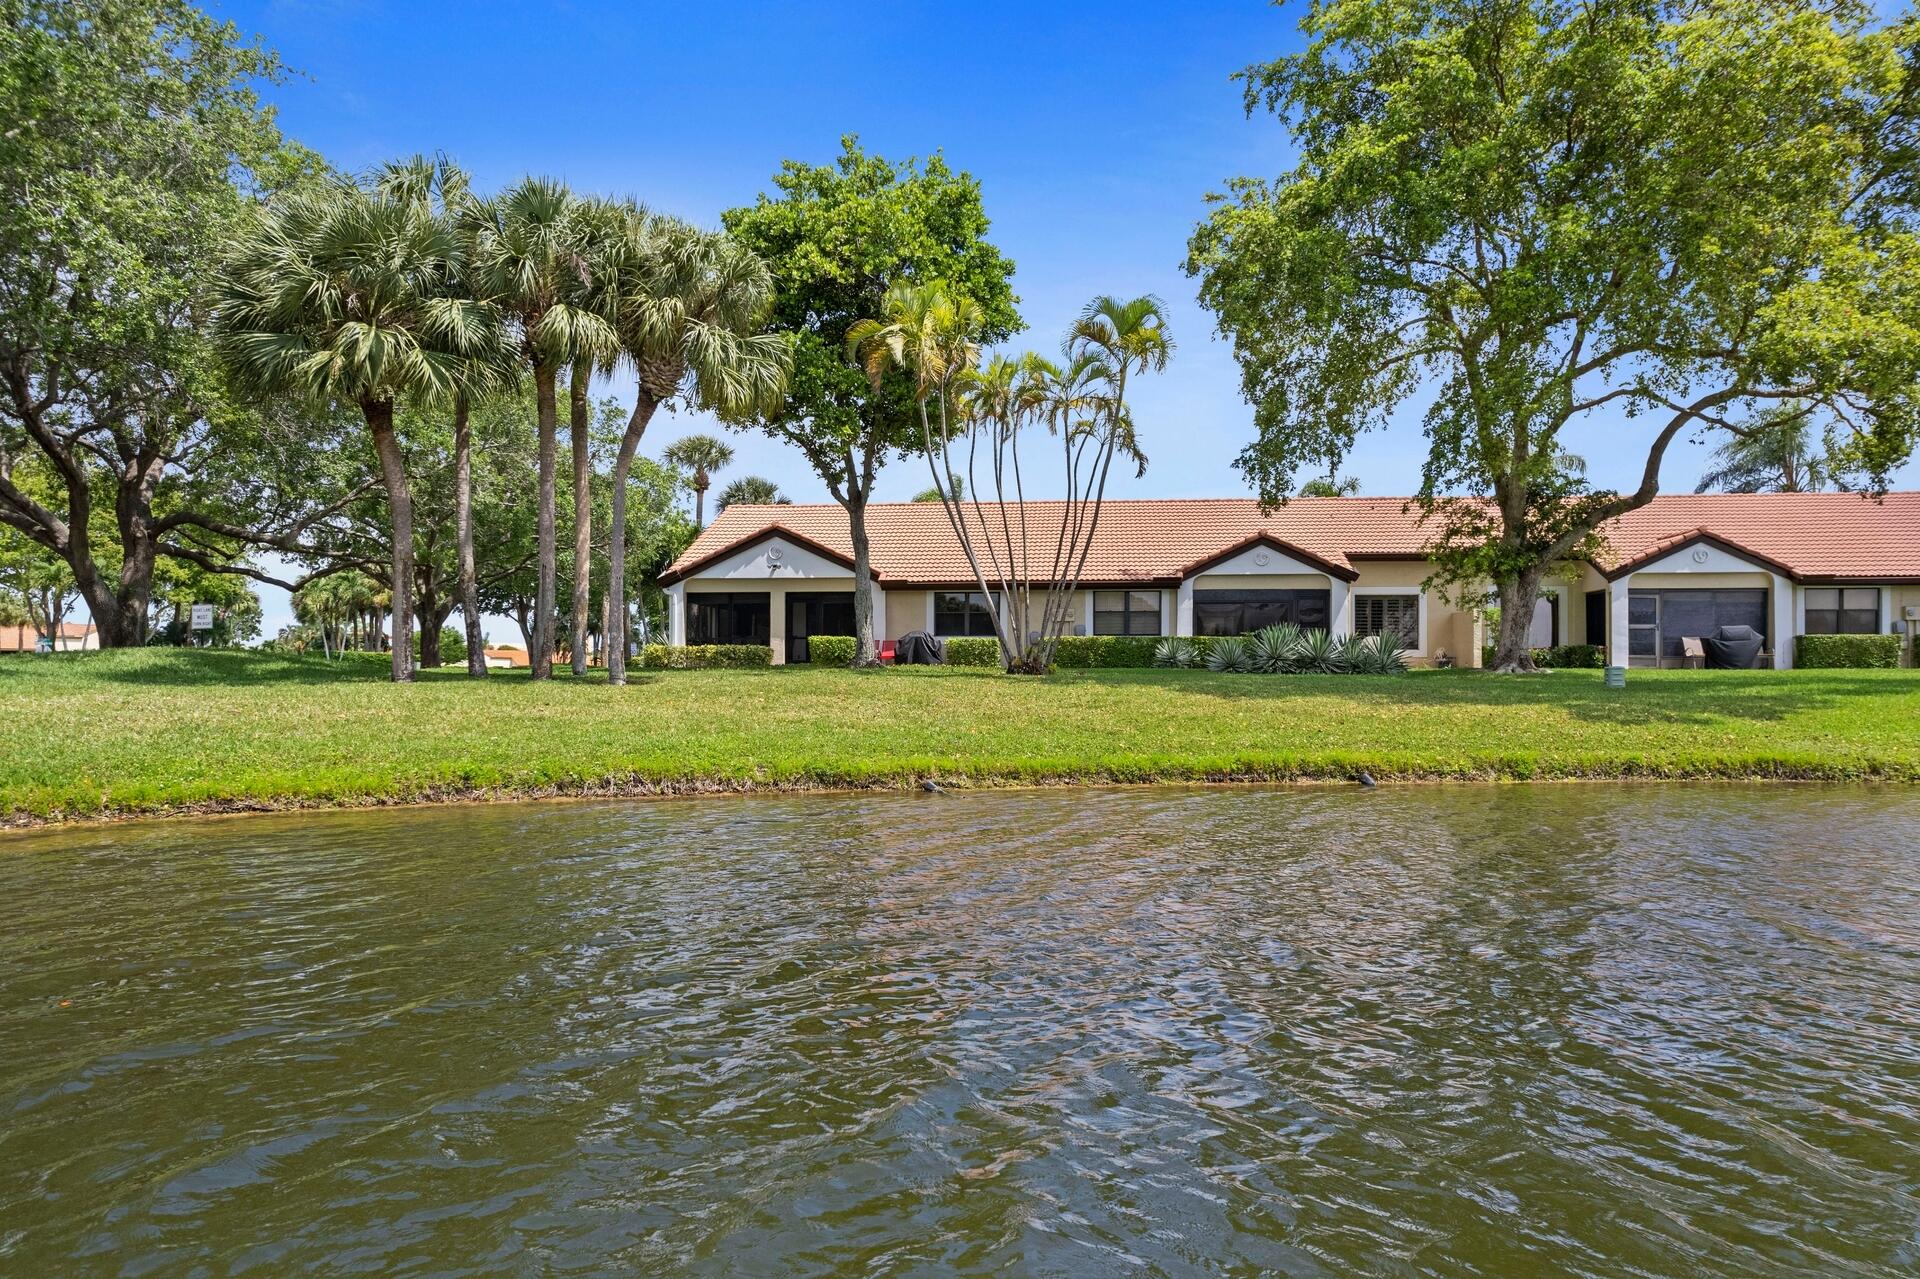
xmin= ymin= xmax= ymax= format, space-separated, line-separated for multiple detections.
xmin=1805 ymin=587 xmax=1878 ymax=635
xmin=1353 ymin=594 xmax=1419 ymax=648
xmin=933 ymin=591 xmax=997 ymax=636
xmin=1093 ymin=590 xmax=1162 ymax=636
xmin=687 ymin=592 xmax=770 ymax=645
xmin=1192 ymin=589 xmax=1331 ymax=636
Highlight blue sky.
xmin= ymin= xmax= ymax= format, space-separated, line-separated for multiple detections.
xmin=212 ymin=0 xmax=1914 ymax=638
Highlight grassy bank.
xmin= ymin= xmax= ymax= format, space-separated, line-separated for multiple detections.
xmin=5 ymin=648 xmax=1918 ymax=825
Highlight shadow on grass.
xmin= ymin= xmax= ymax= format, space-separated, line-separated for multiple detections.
xmin=1057 ymin=666 xmax=1917 ymax=728
xmin=24 ymin=649 xmax=663 ymax=690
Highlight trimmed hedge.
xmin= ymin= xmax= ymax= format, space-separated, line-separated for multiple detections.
xmin=943 ymin=637 xmax=1002 ymax=667
xmin=804 ymin=635 xmax=857 ymax=666
xmin=637 ymin=643 xmax=772 ymax=670
xmin=1480 ymin=644 xmax=1606 ymax=668
xmin=1534 ymin=644 xmax=1604 ymax=669
xmin=1796 ymin=633 xmax=1902 ymax=669
xmin=937 ymin=634 xmax=1166 ymax=669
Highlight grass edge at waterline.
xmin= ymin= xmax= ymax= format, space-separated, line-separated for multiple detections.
xmin=5 ymin=649 xmax=1917 ymax=828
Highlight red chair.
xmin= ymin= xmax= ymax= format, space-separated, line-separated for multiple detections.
xmin=878 ymin=640 xmax=898 ymax=664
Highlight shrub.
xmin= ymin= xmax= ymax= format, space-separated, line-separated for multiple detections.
xmin=804 ymin=634 xmax=857 ymax=666
xmin=637 ymin=643 xmax=772 ymax=670
xmin=1796 ymin=633 xmax=1902 ymax=669
xmin=1531 ymin=644 xmax=1604 ymax=669
xmin=942 ymin=637 xmax=1002 ymax=667
xmin=1050 ymin=635 xmax=1161 ymax=668
xmin=1154 ymin=637 xmax=1198 ymax=668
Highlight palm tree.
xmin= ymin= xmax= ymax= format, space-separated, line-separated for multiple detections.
xmin=470 ymin=178 xmax=620 ymax=679
xmin=717 ymin=476 xmax=789 ymax=510
xmin=603 ymin=215 xmax=790 ymax=684
xmin=912 ymin=472 xmax=964 ymax=502
xmin=218 ymin=182 xmax=511 ymax=682
xmin=374 ymin=154 xmax=502 ymax=679
xmin=1696 ymin=402 xmax=1829 ymax=493
xmin=664 ymin=433 xmax=736 ymax=527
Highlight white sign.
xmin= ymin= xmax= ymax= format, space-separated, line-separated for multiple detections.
xmin=190 ymin=604 xmax=215 ymax=630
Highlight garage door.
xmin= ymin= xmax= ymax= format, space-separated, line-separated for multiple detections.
xmin=1628 ymin=589 xmax=1768 ymax=663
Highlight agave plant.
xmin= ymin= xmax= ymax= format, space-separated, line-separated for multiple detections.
xmin=1155 ymin=636 xmax=1198 ymax=668
xmin=1295 ymin=627 xmax=1344 ymax=673
xmin=1372 ymin=631 xmax=1411 ymax=674
xmin=1248 ymin=623 xmax=1304 ymax=673
xmin=1206 ymin=635 xmax=1254 ymax=673
xmin=1335 ymin=633 xmax=1376 ymax=673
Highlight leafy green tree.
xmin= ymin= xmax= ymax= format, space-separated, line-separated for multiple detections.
xmin=0 ymin=0 xmax=342 ymax=647
xmin=1695 ymin=401 xmax=1831 ymax=493
xmin=218 ymin=182 xmax=513 ymax=681
xmin=1188 ymin=0 xmax=1920 ymax=670
xmin=663 ymin=433 xmax=735 ymax=526
xmin=600 ymin=215 xmax=789 ymax=685
xmin=724 ymin=137 xmax=1021 ymax=665
xmin=470 ymin=178 xmax=619 ymax=679
xmin=716 ymin=476 xmax=789 ymax=510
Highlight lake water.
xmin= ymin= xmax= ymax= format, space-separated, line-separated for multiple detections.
xmin=3 ymin=786 xmax=1917 ymax=1277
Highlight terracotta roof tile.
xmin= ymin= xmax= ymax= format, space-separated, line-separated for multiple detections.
xmin=664 ymin=492 xmax=1920 ymax=586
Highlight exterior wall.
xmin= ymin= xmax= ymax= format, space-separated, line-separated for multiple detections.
xmin=1895 ymin=586 xmax=1920 ymax=665
xmin=1347 ymin=561 xmax=1476 ymax=666
xmin=1604 ymin=548 xmax=1794 ymax=669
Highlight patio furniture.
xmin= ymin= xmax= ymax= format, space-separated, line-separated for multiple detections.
xmin=895 ymin=631 xmax=945 ymax=665
xmin=878 ymin=640 xmax=898 ymax=664
xmin=1680 ymin=636 xmax=1705 ymax=669
xmin=1701 ymin=625 xmax=1765 ymax=669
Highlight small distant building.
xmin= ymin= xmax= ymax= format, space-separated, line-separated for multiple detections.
xmin=482 ymin=646 xmax=529 ymax=669
xmin=0 ymin=622 xmax=98 ymax=653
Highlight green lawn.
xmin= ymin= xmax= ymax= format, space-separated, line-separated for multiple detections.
xmin=5 ymin=648 xmax=1918 ymax=824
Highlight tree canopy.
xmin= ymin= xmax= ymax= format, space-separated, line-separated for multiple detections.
xmin=1188 ymin=0 xmax=1920 ymax=668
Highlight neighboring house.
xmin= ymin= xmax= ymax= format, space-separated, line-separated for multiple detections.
xmin=658 ymin=493 xmax=1920 ymax=669
xmin=482 ymin=646 xmax=529 ymax=669
xmin=0 ymin=622 xmax=99 ymax=653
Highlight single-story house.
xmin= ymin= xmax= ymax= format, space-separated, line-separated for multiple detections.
xmin=481 ymin=646 xmax=529 ymax=669
xmin=657 ymin=493 xmax=1920 ymax=669
xmin=0 ymin=621 xmax=99 ymax=653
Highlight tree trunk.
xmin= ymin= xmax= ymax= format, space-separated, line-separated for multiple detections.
xmin=454 ymin=395 xmax=487 ymax=678
xmin=532 ymin=358 xmax=558 ymax=680
xmin=598 ymin=592 xmax=611 ymax=667
xmin=570 ymin=358 xmax=592 ymax=678
xmin=606 ymin=392 xmax=660 ymax=686
xmin=848 ymin=496 xmax=879 ymax=667
xmin=1491 ymin=567 xmax=1546 ymax=673
xmin=363 ymin=398 xmax=415 ymax=683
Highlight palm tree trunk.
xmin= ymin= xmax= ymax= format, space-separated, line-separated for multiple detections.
xmin=454 ymin=395 xmax=487 ymax=678
xmin=363 ymin=397 xmax=415 ymax=683
xmin=570 ymin=358 xmax=593 ymax=678
xmin=533 ymin=358 xmax=558 ymax=680
xmin=606 ymin=392 xmax=659 ymax=686
xmin=694 ymin=476 xmax=707 ymax=527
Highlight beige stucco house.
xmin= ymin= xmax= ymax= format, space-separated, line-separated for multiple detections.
xmin=659 ymin=493 xmax=1920 ymax=669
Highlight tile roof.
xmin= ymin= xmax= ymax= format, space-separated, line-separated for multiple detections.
xmin=663 ymin=492 xmax=1920 ymax=586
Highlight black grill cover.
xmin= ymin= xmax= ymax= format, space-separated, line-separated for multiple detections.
xmin=1702 ymin=625 xmax=1765 ymax=669
xmin=895 ymin=630 xmax=945 ymax=665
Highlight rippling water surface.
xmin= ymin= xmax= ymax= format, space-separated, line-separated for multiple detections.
xmin=3 ymin=786 xmax=1918 ymax=1276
